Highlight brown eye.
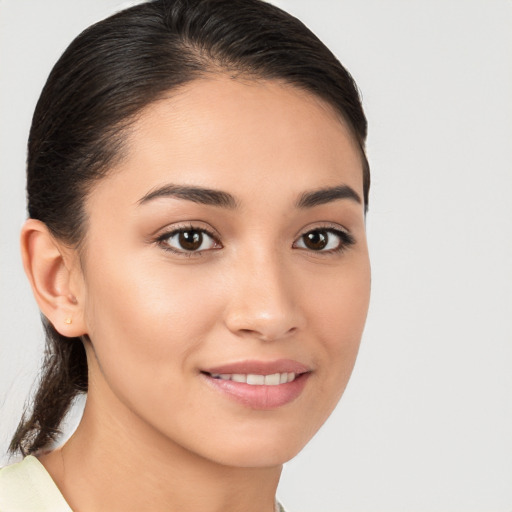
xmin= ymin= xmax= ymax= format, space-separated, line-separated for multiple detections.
xmin=303 ymin=230 xmax=328 ymax=250
xmin=294 ymin=227 xmax=355 ymax=253
xmin=179 ymin=230 xmax=203 ymax=251
xmin=159 ymin=228 xmax=219 ymax=254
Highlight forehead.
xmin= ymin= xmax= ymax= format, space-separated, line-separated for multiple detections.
xmin=90 ymin=76 xmax=364 ymax=211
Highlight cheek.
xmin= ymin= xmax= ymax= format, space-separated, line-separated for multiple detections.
xmin=82 ymin=248 xmax=225 ymax=384
xmin=306 ymin=257 xmax=370 ymax=392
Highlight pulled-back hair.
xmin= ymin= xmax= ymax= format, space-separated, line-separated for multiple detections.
xmin=10 ymin=0 xmax=369 ymax=456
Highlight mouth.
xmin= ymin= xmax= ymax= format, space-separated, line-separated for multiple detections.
xmin=205 ymin=372 xmax=299 ymax=385
xmin=200 ymin=360 xmax=311 ymax=409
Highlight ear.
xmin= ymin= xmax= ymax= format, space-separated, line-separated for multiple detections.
xmin=20 ymin=219 xmax=87 ymax=338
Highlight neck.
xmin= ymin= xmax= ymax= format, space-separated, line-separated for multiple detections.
xmin=38 ymin=389 xmax=282 ymax=512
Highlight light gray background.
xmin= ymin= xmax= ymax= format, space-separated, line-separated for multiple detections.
xmin=1 ymin=1 xmax=511 ymax=511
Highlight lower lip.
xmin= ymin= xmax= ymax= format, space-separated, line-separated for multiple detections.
xmin=202 ymin=372 xmax=310 ymax=410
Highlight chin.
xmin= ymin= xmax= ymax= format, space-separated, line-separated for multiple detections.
xmin=212 ymin=442 xmax=303 ymax=469
xmin=191 ymin=422 xmax=318 ymax=469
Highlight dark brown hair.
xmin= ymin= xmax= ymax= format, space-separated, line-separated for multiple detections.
xmin=10 ymin=0 xmax=369 ymax=456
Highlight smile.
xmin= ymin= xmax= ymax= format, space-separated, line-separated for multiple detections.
xmin=208 ymin=372 xmax=297 ymax=385
xmin=201 ymin=360 xmax=311 ymax=409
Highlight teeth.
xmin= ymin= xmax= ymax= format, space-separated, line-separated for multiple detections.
xmin=264 ymin=373 xmax=280 ymax=385
xmin=247 ymin=374 xmax=265 ymax=385
xmin=209 ymin=372 xmax=297 ymax=385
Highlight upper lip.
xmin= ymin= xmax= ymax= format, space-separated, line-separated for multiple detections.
xmin=202 ymin=359 xmax=310 ymax=376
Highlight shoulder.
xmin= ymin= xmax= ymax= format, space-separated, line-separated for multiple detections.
xmin=0 ymin=456 xmax=72 ymax=512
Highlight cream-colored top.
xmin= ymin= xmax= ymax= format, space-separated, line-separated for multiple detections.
xmin=0 ymin=455 xmax=287 ymax=511
xmin=0 ymin=455 xmax=72 ymax=511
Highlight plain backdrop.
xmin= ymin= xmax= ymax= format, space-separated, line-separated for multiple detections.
xmin=1 ymin=1 xmax=511 ymax=511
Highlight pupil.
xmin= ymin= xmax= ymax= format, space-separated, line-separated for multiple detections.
xmin=179 ymin=230 xmax=202 ymax=250
xmin=305 ymin=230 xmax=327 ymax=250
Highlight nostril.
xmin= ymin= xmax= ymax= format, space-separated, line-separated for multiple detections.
xmin=237 ymin=326 xmax=298 ymax=342
xmin=223 ymin=293 xmax=304 ymax=341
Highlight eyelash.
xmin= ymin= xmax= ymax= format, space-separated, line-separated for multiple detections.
xmin=156 ymin=224 xmax=355 ymax=257
xmin=156 ymin=225 xmax=220 ymax=257
xmin=293 ymin=226 xmax=355 ymax=254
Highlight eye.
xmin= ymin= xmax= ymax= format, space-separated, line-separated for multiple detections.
xmin=158 ymin=227 xmax=220 ymax=254
xmin=293 ymin=227 xmax=354 ymax=253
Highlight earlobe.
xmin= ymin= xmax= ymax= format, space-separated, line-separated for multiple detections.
xmin=20 ymin=219 xmax=86 ymax=337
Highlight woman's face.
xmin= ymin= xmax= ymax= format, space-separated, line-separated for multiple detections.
xmin=77 ymin=77 xmax=370 ymax=467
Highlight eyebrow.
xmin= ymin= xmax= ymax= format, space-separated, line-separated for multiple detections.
xmin=295 ymin=185 xmax=362 ymax=208
xmin=137 ymin=183 xmax=361 ymax=209
xmin=138 ymin=184 xmax=238 ymax=209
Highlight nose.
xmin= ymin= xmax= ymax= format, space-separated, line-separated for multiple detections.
xmin=223 ymin=251 xmax=304 ymax=342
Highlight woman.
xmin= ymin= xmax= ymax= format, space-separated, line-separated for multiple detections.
xmin=0 ymin=0 xmax=370 ymax=510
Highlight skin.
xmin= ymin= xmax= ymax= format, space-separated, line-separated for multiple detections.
xmin=22 ymin=76 xmax=370 ymax=512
